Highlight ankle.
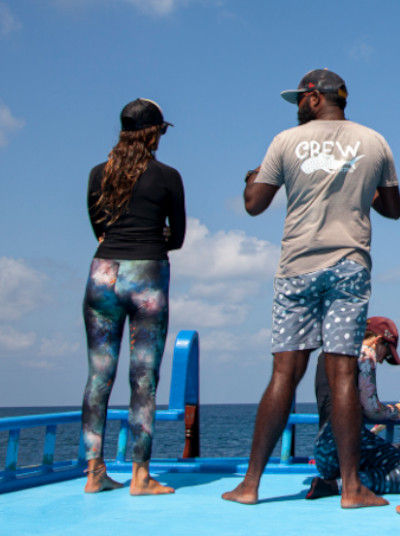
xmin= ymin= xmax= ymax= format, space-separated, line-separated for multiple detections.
xmin=243 ymin=473 xmax=260 ymax=488
xmin=86 ymin=458 xmax=106 ymax=476
xmin=132 ymin=461 xmax=150 ymax=482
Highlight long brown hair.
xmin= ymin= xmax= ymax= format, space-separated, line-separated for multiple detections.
xmin=95 ymin=125 xmax=160 ymax=225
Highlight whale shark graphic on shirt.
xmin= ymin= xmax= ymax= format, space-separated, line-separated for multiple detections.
xmin=300 ymin=153 xmax=365 ymax=175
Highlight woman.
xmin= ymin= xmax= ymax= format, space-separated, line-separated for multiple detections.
xmin=82 ymin=98 xmax=185 ymax=495
xmin=307 ymin=316 xmax=400 ymax=501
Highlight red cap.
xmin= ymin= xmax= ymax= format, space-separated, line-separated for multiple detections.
xmin=366 ymin=316 xmax=400 ymax=365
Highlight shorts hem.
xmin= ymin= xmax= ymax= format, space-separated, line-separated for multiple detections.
xmin=271 ymin=342 xmax=321 ymax=353
xmin=322 ymin=347 xmax=361 ymax=357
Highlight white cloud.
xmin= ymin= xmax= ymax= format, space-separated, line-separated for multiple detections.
xmin=226 ymin=195 xmax=246 ymax=216
xmin=22 ymin=359 xmax=57 ymax=370
xmin=0 ymin=326 xmax=36 ymax=351
xmin=0 ymin=257 xmax=46 ymax=320
xmin=201 ymin=327 xmax=271 ymax=354
xmin=52 ymin=0 xmax=224 ymax=17
xmin=171 ymin=295 xmax=247 ymax=328
xmin=39 ymin=334 xmax=80 ymax=357
xmin=0 ymin=3 xmax=21 ymax=36
xmin=52 ymin=0 xmax=190 ymax=16
xmin=168 ymin=219 xmax=279 ymax=328
xmin=189 ymin=280 xmax=259 ymax=303
xmin=349 ymin=40 xmax=374 ymax=62
xmin=123 ymin=0 xmax=184 ymax=15
xmin=377 ymin=268 xmax=400 ymax=283
xmin=0 ymin=101 xmax=24 ymax=147
xmin=173 ymin=218 xmax=279 ymax=280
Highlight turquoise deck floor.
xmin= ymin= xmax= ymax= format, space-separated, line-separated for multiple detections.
xmin=1 ymin=471 xmax=400 ymax=535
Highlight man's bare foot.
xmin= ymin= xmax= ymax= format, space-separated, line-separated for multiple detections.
xmin=84 ymin=459 xmax=123 ymax=493
xmin=305 ymin=477 xmax=339 ymax=500
xmin=341 ymin=484 xmax=389 ymax=508
xmin=130 ymin=476 xmax=175 ymax=496
xmin=221 ymin=480 xmax=258 ymax=505
xmin=130 ymin=461 xmax=174 ymax=496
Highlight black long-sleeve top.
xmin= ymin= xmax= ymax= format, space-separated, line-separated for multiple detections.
xmin=88 ymin=159 xmax=186 ymax=260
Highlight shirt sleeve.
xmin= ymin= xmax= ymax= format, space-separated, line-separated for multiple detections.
xmin=87 ymin=166 xmax=107 ymax=240
xmin=378 ymin=137 xmax=399 ymax=187
xmin=254 ymin=134 xmax=284 ymax=187
xmin=358 ymin=352 xmax=400 ymax=421
xmin=166 ymin=169 xmax=186 ymax=251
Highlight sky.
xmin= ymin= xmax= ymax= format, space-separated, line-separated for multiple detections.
xmin=1 ymin=0 xmax=400 ymax=407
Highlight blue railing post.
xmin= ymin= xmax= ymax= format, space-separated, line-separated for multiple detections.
xmin=77 ymin=431 xmax=86 ymax=466
xmin=116 ymin=420 xmax=129 ymax=463
xmin=169 ymin=330 xmax=200 ymax=457
xmin=42 ymin=425 xmax=57 ymax=471
xmin=169 ymin=330 xmax=199 ymax=411
xmin=280 ymin=396 xmax=296 ymax=464
xmin=5 ymin=429 xmax=20 ymax=478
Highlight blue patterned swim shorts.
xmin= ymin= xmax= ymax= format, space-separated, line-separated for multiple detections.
xmin=271 ymin=258 xmax=371 ymax=356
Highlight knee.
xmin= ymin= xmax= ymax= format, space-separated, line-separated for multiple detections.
xmin=325 ymin=354 xmax=358 ymax=389
xmin=272 ymin=352 xmax=309 ymax=386
xmin=129 ymin=364 xmax=158 ymax=395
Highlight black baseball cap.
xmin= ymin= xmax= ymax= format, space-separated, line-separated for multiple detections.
xmin=120 ymin=98 xmax=173 ymax=133
xmin=281 ymin=69 xmax=348 ymax=105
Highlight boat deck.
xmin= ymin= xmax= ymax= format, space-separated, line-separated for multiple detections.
xmin=2 ymin=469 xmax=400 ymax=536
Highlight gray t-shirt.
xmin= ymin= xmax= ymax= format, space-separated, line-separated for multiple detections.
xmin=255 ymin=120 xmax=398 ymax=277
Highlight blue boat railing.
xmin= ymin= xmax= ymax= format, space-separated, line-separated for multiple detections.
xmin=280 ymin=412 xmax=398 ymax=463
xmin=1 ymin=325 xmax=399 ymax=493
xmin=0 ymin=329 xmax=200 ymax=493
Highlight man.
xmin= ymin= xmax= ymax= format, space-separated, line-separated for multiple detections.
xmin=307 ymin=317 xmax=400 ymax=501
xmin=222 ymin=69 xmax=400 ymax=508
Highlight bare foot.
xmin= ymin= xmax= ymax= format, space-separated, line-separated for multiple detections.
xmin=221 ymin=481 xmax=258 ymax=505
xmin=130 ymin=476 xmax=174 ymax=496
xmin=305 ymin=477 xmax=339 ymax=500
xmin=84 ymin=460 xmax=123 ymax=493
xmin=341 ymin=484 xmax=389 ymax=508
xmin=130 ymin=461 xmax=174 ymax=496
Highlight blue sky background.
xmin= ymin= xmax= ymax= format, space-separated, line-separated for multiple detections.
xmin=1 ymin=0 xmax=400 ymax=406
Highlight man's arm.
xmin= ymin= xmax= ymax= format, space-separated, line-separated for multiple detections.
xmin=372 ymin=186 xmax=400 ymax=219
xmin=244 ymin=168 xmax=280 ymax=216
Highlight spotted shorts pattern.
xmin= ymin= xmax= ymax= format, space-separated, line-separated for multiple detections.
xmin=271 ymin=259 xmax=371 ymax=355
xmin=315 ymin=421 xmax=400 ymax=494
xmin=82 ymin=258 xmax=170 ymax=463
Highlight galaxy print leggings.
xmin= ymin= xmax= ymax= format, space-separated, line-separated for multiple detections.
xmin=82 ymin=258 xmax=169 ymax=463
xmin=315 ymin=421 xmax=400 ymax=493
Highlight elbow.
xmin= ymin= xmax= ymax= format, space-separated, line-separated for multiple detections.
xmin=167 ymin=236 xmax=185 ymax=251
xmin=392 ymin=209 xmax=400 ymax=220
xmin=244 ymin=194 xmax=264 ymax=216
xmin=245 ymin=202 xmax=261 ymax=216
xmin=385 ymin=209 xmax=400 ymax=220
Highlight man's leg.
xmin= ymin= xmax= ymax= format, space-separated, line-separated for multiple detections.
xmin=325 ymin=353 xmax=388 ymax=508
xmin=222 ymin=350 xmax=310 ymax=504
